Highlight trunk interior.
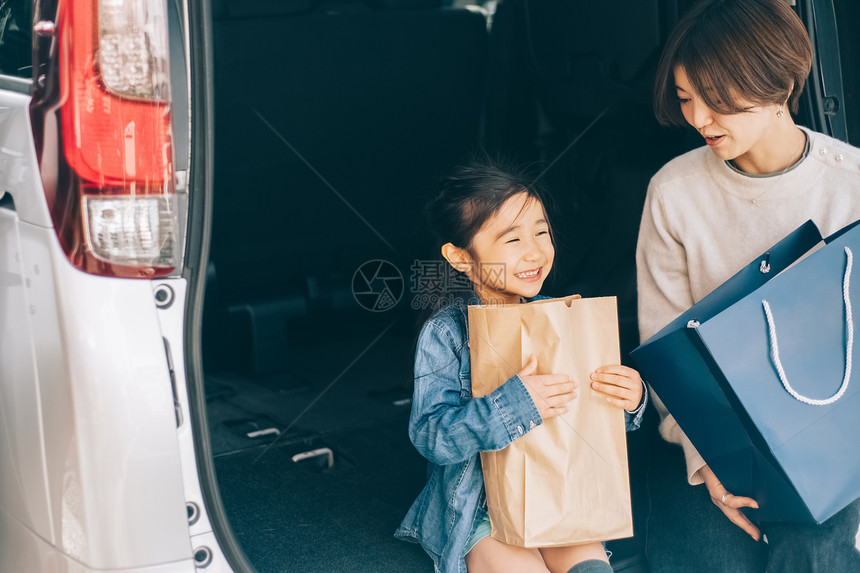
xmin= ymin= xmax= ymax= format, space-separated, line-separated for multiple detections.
xmin=195 ymin=0 xmax=763 ymax=571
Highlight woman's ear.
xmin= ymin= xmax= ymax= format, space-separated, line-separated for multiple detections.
xmin=441 ymin=243 xmax=474 ymax=276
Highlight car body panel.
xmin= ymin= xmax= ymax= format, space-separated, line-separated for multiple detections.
xmin=0 ymin=88 xmax=51 ymax=226
xmin=1 ymin=506 xmax=196 ymax=572
xmin=0 ymin=85 xmax=198 ymax=571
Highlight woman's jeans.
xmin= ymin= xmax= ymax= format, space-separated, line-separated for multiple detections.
xmin=644 ymin=436 xmax=860 ymax=573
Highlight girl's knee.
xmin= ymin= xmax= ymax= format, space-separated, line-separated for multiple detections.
xmin=465 ymin=536 xmax=549 ymax=573
xmin=539 ymin=542 xmax=610 ymax=573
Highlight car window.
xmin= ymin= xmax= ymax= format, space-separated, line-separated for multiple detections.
xmin=0 ymin=0 xmax=32 ymax=79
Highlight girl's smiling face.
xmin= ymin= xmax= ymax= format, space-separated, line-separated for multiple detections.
xmin=448 ymin=191 xmax=554 ymax=305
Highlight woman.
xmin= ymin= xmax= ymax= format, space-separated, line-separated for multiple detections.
xmin=637 ymin=0 xmax=860 ymax=571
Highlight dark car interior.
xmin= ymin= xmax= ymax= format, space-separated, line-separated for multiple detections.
xmin=198 ymin=0 xmax=859 ymax=570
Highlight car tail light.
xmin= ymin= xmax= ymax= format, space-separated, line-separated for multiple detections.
xmin=47 ymin=0 xmax=177 ymax=277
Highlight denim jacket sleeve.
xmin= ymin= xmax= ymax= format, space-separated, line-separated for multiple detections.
xmin=624 ymin=378 xmax=649 ymax=431
xmin=408 ymin=314 xmax=542 ymax=466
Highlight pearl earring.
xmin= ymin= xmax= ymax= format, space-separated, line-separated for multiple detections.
xmin=776 ymin=105 xmax=785 ymax=119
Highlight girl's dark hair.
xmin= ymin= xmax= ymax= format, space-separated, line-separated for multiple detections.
xmin=426 ymin=156 xmax=553 ymax=253
xmin=653 ymin=0 xmax=813 ymax=126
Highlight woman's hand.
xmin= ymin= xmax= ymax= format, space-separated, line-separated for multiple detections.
xmin=517 ymin=354 xmax=577 ymax=420
xmin=590 ymin=365 xmax=644 ymax=411
xmin=699 ymin=464 xmax=761 ymax=541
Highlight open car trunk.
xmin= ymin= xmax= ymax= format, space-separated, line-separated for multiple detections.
xmin=194 ymin=2 xmax=696 ymax=571
xmin=188 ymin=0 xmax=860 ymax=571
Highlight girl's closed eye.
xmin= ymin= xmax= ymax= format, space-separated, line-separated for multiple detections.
xmin=505 ymin=237 xmax=520 ymax=244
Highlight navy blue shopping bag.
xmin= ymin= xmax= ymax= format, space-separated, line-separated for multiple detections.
xmin=631 ymin=219 xmax=860 ymax=524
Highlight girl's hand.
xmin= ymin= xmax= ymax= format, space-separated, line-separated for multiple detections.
xmin=517 ymin=354 xmax=577 ymax=420
xmin=589 ymin=365 xmax=644 ymax=411
xmin=700 ymin=464 xmax=761 ymax=541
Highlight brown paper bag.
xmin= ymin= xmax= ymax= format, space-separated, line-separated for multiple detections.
xmin=468 ymin=295 xmax=633 ymax=547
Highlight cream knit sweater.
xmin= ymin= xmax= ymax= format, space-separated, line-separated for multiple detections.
xmin=637 ymin=127 xmax=860 ymax=485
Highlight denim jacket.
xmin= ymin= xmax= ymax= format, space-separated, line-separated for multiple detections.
xmin=395 ymin=292 xmax=647 ymax=573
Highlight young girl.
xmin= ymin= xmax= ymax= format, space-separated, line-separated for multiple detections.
xmin=638 ymin=0 xmax=860 ymax=571
xmin=396 ymin=159 xmax=647 ymax=573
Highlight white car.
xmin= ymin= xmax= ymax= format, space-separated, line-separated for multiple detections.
xmin=0 ymin=0 xmax=857 ymax=571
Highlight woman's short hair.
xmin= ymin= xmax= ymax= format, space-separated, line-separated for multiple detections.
xmin=653 ymin=0 xmax=813 ymax=126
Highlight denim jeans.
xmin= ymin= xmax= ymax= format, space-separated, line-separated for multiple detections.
xmin=644 ymin=436 xmax=860 ymax=573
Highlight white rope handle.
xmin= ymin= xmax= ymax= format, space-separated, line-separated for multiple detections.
xmin=761 ymin=246 xmax=853 ymax=406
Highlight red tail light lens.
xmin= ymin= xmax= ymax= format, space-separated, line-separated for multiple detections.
xmin=53 ymin=0 xmax=177 ymax=277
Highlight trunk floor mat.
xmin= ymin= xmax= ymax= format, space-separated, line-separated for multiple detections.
xmin=213 ymin=418 xmax=433 ymax=572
